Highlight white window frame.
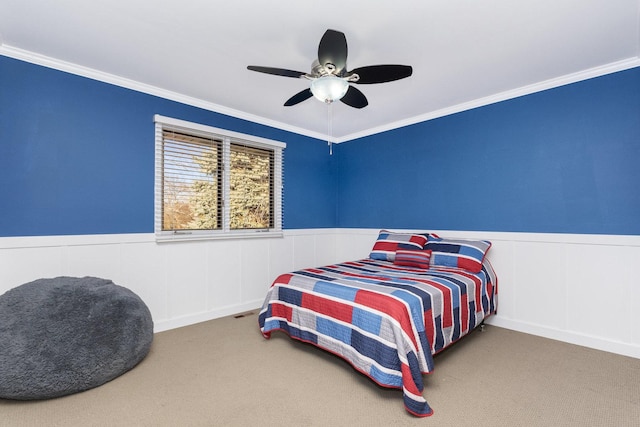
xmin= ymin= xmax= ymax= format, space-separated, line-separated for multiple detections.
xmin=154 ymin=115 xmax=285 ymax=242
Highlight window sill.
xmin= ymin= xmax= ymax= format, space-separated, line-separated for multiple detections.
xmin=155 ymin=230 xmax=283 ymax=243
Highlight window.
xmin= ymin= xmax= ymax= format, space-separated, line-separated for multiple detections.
xmin=154 ymin=115 xmax=284 ymax=241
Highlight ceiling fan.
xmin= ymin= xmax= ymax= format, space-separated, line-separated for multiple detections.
xmin=247 ymin=29 xmax=413 ymax=109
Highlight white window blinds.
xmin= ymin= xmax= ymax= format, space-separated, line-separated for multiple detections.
xmin=154 ymin=115 xmax=285 ymax=241
xmin=161 ymin=130 xmax=223 ymax=231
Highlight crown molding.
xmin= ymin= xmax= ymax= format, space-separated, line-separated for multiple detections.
xmin=0 ymin=45 xmax=329 ymax=142
xmin=2 ymin=45 xmax=638 ymax=145
xmin=335 ymin=57 xmax=640 ymax=143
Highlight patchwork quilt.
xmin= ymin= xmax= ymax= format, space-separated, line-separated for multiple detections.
xmin=258 ymin=258 xmax=498 ymax=417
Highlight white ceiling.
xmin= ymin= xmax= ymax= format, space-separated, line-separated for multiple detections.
xmin=1 ymin=0 xmax=639 ymax=141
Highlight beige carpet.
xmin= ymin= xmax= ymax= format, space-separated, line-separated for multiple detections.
xmin=1 ymin=313 xmax=639 ymax=427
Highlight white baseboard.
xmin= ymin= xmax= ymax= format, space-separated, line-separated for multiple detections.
xmin=486 ymin=316 xmax=640 ymax=359
xmin=153 ymin=299 xmax=264 ymax=333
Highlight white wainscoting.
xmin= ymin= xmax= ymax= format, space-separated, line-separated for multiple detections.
xmin=0 ymin=230 xmax=341 ymax=333
xmin=334 ymin=229 xmax=640 ymax=359
xmin=1 ymin=229 xmax=639 ymax=359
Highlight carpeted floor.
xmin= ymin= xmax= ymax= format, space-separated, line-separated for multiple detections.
xmin=1 ymin=313 xmax=639 ymax=426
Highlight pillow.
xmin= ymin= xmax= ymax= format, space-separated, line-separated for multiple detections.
xmin=394 ymin=249 xmax=432 ymax=269
xmin=425 ymin=236 xmax=491 ymax=273
xmin=369 ymin=230 xmax=429 ymax=262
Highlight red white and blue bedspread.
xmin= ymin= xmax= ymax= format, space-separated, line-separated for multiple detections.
xmin=258 ymin=258 xmax=498 ymax=417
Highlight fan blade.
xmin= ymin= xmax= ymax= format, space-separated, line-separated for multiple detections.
xmin=350 ymin=65 xmax=413 ymax=84
xmin=340 ymin=86 xmax=368 ymax=109
xmin=247 ymin=66 xmax=307 ymax=78
xmin=318 ymin=29 xmax=348 ymax=73
xmin=284 ymin=89 xmax=313 ymax=106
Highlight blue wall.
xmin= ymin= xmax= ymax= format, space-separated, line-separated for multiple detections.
xmin=2 ymin=55 xmax=639 ymax=237
xmin=0 ymin=56 xmax=336 ymax=237
xmin=335 ymin=67 xmax=640 ymax=235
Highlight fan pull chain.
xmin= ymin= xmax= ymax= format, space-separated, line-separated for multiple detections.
xmin=327 ymin=102 xmax=333 ymax=155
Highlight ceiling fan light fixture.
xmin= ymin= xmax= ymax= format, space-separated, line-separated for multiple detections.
xmin=248 ymin=29 xmax=412 ymax=109
xmin=310 ymin=75 xmax=349 ymax=103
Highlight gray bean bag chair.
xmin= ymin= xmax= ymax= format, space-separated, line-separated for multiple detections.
xmin=0 ymin=276 xmax=153 ymax=400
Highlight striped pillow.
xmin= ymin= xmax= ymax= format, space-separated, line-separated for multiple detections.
xmin=394 ymin=249 xmax=432 ymax=269
xmin=425 ymin=236 xmax=491 ymax=273
xmin=369 ymin=230 xmax=429 ymax=262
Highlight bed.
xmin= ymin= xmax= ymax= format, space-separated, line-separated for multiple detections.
xmin=258 ymin=230 xmax=498 ymax=417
